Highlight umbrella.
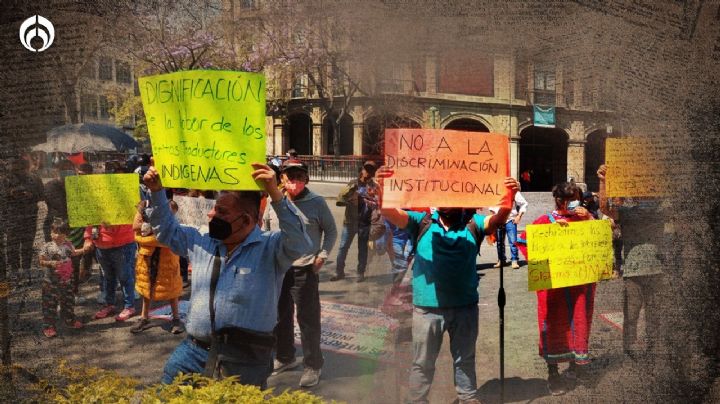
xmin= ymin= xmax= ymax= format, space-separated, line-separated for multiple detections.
xmin=32 ymin=123 xmax=138 ymax=153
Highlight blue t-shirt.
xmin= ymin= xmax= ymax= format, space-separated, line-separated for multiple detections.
xmin=404 ymin=211 xmax=485 ymax=308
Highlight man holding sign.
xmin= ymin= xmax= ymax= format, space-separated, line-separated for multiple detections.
xmin=143 ymin=162 xmax=312 ymax=388
xmin=139 ymin=70 xmax=267 ymax=191
xmin=377 ymin=155 xmax=519 ymax=404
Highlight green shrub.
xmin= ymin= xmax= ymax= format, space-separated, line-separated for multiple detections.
xmin=38 ymin=362 xmax=338 ymax=404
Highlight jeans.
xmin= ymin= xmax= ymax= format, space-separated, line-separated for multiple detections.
xmin=495 ymin=221 xmax=519 ymax=262
xmin=390 ymin=235 xmax=412 ymax=275
xmin=408 ymin=305 xmax=479 ymax=403
xmin=162 ymin=338 xmax=209 ymax=384
xmin=95 ymin=243 xmax=137 ymax=309
xmin=274 ymin=264 xmax=323 ymax=370
xmin=623 ymin=275 xmax=664 ymax=353
xmin=335 ymin=224 xmax=368 ymax=276
xmin=7 ymin=216 xmax=37 ymax=272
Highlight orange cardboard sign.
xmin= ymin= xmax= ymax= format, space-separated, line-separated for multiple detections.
xmin=382 ymin=129 xmax=509 ymax=208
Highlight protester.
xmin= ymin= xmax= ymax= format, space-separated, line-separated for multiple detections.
xmin=286 ymin=148 xmax=298 ymax=159
xmin=131 ymin=200 xmax=184 ymax=335
xmin=38 ymin=219 xmax=85 ymax=338
xmin=6 ymin=156 xmax=45 ymax=284
xmin=516 ymin=181 xmax=595 ymax=396
xmin=596 ymin=164 xmax=670 ymax=358
xmin=377 ymin=165 xmax=519 ymax=404
xmin=490 ymin=191 xmax=528 ymax=269
xmin=84 ymin=219 xmax=138 ymax=322
xmin=263 ymin=159 xmax=337 ymax=387
xmin=144 ymin=163 xmax=312 ymax=388
xmin=332 ymin=161 xmax=377 ymax=282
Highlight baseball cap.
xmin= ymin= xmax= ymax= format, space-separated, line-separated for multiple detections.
xmin=281 ymin=159 xmax=308 ymax=173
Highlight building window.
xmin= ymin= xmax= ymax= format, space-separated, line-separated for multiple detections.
xmin=81 ymin=94 xmax=98 ymax=120
xmin=99 ymin=95 xmax=111 ymax=119
xmin=116 ymin=61 xmax=131 ymax=84
xmin=241 ymin=0 xmax=255 ymax=8
xmin=533 ymin=64 xmax=556 ymax=105
xmin=99 ymin=57 xmax=113 ymax=81
xmin=292 ymin=74 xmax=308 ymax=98
xmin=81 ymin=60 xmax=96 ymax=79
xmin=377 ymin=62 xmax=407 ymax=93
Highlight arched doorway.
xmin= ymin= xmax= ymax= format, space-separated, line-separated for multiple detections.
xmin=584 ymin=130 xmax=608 ymax=192
xmin=443 ymin=118 xmax=489 ymax=132
xmin=285 ymin=113 xmax=312 ymax=156
xmin=519 ymin=126 xmax=568 ymax=191
xmin=323 ymin=114 xmax=354 ymax=155
xmin=363 ymin=115 xmax=421 ymax=156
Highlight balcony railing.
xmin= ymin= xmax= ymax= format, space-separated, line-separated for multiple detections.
xmin=268 ymin=154 xmax=383 ymax=183
xmin=531 ymin=89 xmax=557 ymax=106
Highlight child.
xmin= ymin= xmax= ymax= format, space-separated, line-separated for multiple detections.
xmin=131 ymin=200 xmax=184 ymax=334
xmin=38 ymin=219 xmax=85 ymax=338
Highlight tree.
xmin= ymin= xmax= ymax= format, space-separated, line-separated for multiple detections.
xmin=253 ymin=1 xmax=372 ymax=157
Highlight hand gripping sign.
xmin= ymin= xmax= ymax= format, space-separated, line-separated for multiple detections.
xmin=382 ymin=129 xmax=510 ymax=208
xmin=139 ymin=70 xmax=266 ymax=190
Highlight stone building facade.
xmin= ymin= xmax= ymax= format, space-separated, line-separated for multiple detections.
xmin=266 ymin=53 xmax=618 ymax=191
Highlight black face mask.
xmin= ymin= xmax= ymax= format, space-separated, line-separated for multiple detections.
xmin=208 ymin=215 xmax=244 ymax=240
xmin=437 ymin=208 xmax=468 ymax=227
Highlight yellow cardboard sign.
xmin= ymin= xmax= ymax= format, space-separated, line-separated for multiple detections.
xmin=139 ymin=70 xmax=266 ymax=190
xmin=605 ymin=137 xmax=674 ymax=197
xmin=65 ymin=174 xmax=140 ymax=227
xmin=526 ymin=220 xmax=614 ymax=291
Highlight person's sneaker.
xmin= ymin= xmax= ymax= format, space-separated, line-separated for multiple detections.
xmin=170 ymin=318 xmax=184 ymax=334
xmin=272 ymin=358 xmax=299 ymax=375
xmin=42 ymin=327 xmax=57 ymax=338
xmin=493 ymin=261 xmax=508 ymax=268
xmin=93 ymin=305 xmax=116 ymax=320
xmin=547 ymin=372 xmax=567 ymax=396
xmin=131 ymin=318 xmax=151 ymax=334
xmin=115 ymin=307 xmax=136 ymax=322
xmin=329 ymin=274 xmax=345 ymax=282
xmin=299 ymin=367 xmax=321 ymax=387
xmin=356 ymin=274 xmax=366 ymax=283
xmin=65 ymin=320 xmax=83 ymax=329
xmin=511 ymin=261 xmax=520 ymax=269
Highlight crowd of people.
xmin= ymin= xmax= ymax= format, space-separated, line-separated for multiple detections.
xmin=0 ymin=149 xmax=673 ymax=403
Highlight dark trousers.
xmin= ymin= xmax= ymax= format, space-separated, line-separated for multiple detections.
xmin=7 ymin=217 xmax=37 ymax=272
xmin=180 ymin=256 xmax=189 ymax=282
xmin=623 ymin=275 xmax=663 ymax=353
xmin=274 ymin=264 xmax=324 ymax=369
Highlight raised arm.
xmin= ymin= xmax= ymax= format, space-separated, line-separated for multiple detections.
xmin=251 ymin=163 xmax=313 ymax=270
xmin=143 ymin=166 xmax=200 ymax=257
xmin=375 ymin=166 xmax=410 ymax=229
xmin=596 ymin=164 xmax=618 ymax=220
xmin=483 ymin=177 xmax=520 ymax=235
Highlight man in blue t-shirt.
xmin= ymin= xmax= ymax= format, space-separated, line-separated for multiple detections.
xmin=378 ymin=168 xmax=519 ymax=404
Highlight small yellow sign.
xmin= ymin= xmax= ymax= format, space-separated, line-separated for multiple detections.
xmin=139 ymin=70 xmax=266 ymax=190
xmin=65 ymin=174 xmax=140 ymax=227
xmin=526 ymin=220 xmax=614 ymax=291
xmin=605 ymin=137 xmax=674 ymax=197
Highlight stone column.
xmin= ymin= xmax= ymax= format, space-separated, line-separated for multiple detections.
xmin=271 ymin=117 xmax=283 ymax=156
xmin=353 ymin=123 xmax=364 ymax=156
xmin=567 ymin=140 xmax=585 ymax=186
xmin=312 ymin=123 xmax=323 ymax=155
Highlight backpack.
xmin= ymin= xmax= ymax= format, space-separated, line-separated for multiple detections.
xmin=411 ymin=212 xmax=483 ymax=256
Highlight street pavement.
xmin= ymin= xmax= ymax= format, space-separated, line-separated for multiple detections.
xmin=11 ymin=183 xmax=628 ymax=403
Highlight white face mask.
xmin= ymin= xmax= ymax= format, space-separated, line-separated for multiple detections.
xmin=567 ymin=200 xmax=580 ymax=211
